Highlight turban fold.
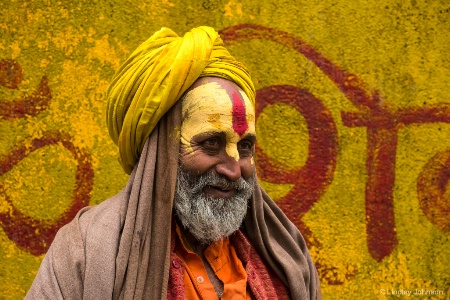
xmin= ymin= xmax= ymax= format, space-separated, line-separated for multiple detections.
xmin=106 ymin=26 xmax=255 ymax=174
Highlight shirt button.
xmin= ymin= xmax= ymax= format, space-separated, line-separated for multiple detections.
xmin=172 ymin=260 xmax=180 ymax=269
xmin=196 ymin=276 xmax=205 ymax=284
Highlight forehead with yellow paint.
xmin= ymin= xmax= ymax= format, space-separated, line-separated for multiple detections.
xmin=181 ymin=80 xmax=256 ymax=160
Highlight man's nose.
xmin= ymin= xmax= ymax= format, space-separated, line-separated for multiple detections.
xmin=215 ymin=154 xmax=241 ymax=181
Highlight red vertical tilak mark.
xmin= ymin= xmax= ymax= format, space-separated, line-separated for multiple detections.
xmin=232 ymin=92 xmax=248 ymax=136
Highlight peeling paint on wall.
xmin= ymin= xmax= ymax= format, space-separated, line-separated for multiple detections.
xmin=1 ymin=0 xmax=449 ymax=299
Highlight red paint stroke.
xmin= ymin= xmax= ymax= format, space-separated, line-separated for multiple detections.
xmin=254 ymin=85 xmax=338 ymax=207
xmin=220 ymin=24 xmax=376 ymax=110
xmin=232 ymin=92 xmax=248 ymax=135
xmin=0 ymin=131 xmax=93 ymax=256
xmin=417 ymin=149 xmax=450 ymax=234
xmin=364 ymin=127 xmax=398 ymax=261
xmin=0 ymin=59 xmax=51 ymax=121
xmin=0 ymin=59 xmax=23 ymax=89
xmin=254 ymin=85 xmax=351 ymax=284
xmin=342 ymin=103 xmax=450 ymax=261
xmin=0 ymin=75 xmax=51 ymax=120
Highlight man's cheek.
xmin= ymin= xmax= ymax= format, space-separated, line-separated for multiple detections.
xmin=240 ymin=159 xmax=256 ymax=179
xmin=180 ymin=146 xmax=196 ymax=164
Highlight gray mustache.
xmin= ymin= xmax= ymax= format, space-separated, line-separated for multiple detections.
xmin=179 ymin=169 xmax=252 ymax=195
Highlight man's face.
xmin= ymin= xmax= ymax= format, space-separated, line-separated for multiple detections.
xmin=179 ymin=77 xmax=256 ymax=191
xmin=174 ymin=77 xmax=256 ymax=244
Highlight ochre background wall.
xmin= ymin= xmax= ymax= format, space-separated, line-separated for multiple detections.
xmin=1 ymin=0 xmax=449 ymax=299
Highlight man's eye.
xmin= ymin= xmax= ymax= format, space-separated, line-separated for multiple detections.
xmin=202 ymin=138 xmax=221 ymax=149
xmin=238 ymin=140 xmax=253 ymax=153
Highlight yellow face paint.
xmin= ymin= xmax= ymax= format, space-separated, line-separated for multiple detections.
xmin=181 ymin=81 xmax=256 ymax=160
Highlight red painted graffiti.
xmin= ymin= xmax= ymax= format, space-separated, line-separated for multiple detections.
xmin=0 ymin=59 xmax=23 ymax=89
xmin=0 ymin=61 xmax=93 ymax=256
xmin=0 ymin=131 xmax=94 ymax=256
xmin=254 ymin=85 xmax=338 ymax=222
xmin=0 ymin=59 xmax=51 ymax=120
xmin=417 ymin=149 xmax=450 ymax=234
xmin=254 ymin=85 xmax=353 ymax=284
xmin=220 ymin=24 xmax=450 ymax=264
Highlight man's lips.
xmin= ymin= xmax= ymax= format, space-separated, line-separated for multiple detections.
xmin=204 ymin=185 xmax=237 ymax=198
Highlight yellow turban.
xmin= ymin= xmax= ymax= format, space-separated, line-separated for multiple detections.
xmin=106 ymin=26 xmax=255 ymax=174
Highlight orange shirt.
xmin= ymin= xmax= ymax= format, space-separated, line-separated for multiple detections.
xmin=175 ymin=225 xmax=252 ymax=300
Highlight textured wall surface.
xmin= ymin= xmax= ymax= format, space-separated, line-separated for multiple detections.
xmin=1 ymin=0 xmax=449 ymax=299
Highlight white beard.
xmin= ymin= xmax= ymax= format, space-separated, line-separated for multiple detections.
xmin=173 ymin=168 xmax=254 ymax=244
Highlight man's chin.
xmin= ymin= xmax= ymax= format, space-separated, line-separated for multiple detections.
xmin=174 ymin=195 xmax=248 ymax=245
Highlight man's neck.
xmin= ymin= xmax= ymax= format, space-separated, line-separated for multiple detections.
xmin=178 ymin=224 xmax=209 ymax=255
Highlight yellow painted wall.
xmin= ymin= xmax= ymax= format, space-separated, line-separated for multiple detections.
xmin=1 ymin=0 xmax=449 ymax=298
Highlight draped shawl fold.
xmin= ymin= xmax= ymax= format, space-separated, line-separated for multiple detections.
xmin=106 ymin=26 xmax=255 ymax=174
xmin=26 ymin=26 xmax=321 ymax=300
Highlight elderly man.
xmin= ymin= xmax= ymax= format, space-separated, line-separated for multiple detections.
xmin=26 ymin=26 xmax=321 ymax=300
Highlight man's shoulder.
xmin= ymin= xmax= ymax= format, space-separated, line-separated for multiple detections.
xmin=52 ymin=190 xmax=126 ymax=251
xmin=73 ymin=190 xmax=126 ymax=243
xmin=25 ymin=191 xmax=127 ymax=299
xmin=55 ymin=190 xmax=126 ymax=278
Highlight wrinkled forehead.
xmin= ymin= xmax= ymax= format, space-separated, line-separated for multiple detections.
xmin=181 ymin=78 xmax=255 ymax=124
